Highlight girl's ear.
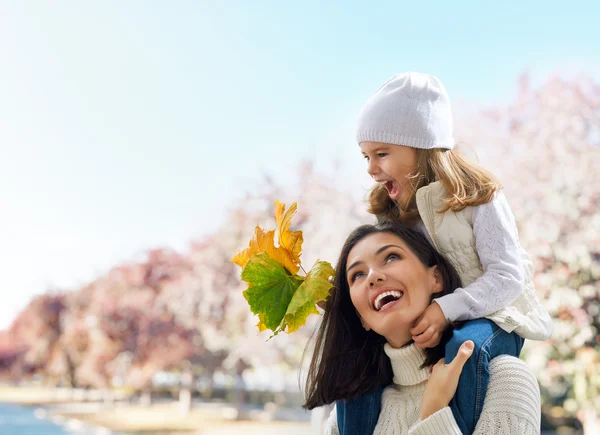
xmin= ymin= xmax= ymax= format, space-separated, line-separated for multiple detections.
xmin=430 ymin=265 xmax=444 ymax=294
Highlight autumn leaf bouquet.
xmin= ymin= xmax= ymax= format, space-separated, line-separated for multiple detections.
xmin=231 ymin=201 xmax=335 ymax=337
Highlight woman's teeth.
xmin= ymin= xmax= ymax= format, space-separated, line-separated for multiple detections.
xmin=374 ymin=290 xmax=403 ymax=311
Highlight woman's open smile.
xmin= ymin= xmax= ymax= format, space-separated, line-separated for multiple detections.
xmin=346 ymin=232 xmax=442 ymax=347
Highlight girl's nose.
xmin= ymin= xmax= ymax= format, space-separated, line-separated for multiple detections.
xmin=367 ymin=160 xmax=379 ymax=177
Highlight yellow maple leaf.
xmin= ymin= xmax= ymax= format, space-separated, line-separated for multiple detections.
xmin=232 ymin=201 xmax=336 ymax=338
xmin=231 ymin=202 xmax=303 ymax=275
xmin=275 ymin=201 xmax=303 ymax=269
xmin=256 ymin=314 xmax=269 ymax=332
xmin=231 ymin=226 xmax=276 ymax=268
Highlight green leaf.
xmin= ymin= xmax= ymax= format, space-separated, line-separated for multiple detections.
xmin=241 ymin=252 xmax=304 ymax=332
xmin=283 ymin=260 xmax=335 ymax=333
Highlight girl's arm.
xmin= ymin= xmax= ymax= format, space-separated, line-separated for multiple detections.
xmin=435 ymin=192 xmax=525 ymax=322
xmin=409 ymin=356 xmax=541 ymax=435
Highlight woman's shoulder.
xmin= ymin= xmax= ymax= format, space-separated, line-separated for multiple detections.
xmin=488 ymin=355 xmax=536 ymax=379
xmin=486 ymin=356 xmax=540 ymax=413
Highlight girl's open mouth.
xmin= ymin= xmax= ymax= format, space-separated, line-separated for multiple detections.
xmin=384 ymin=181 xmax=400 ymax=200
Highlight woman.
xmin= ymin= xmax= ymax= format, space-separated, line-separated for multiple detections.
xmin=304 ymin=222 xmax=541 ymax=434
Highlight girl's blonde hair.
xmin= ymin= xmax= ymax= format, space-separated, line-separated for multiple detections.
xmin=368 ymin=148 xmax=501 ymax=224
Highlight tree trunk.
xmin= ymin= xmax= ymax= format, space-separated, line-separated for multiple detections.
xmin=65 ymin=352 xmax=77 ymax=388
xmin=140 ymin=387 xmax=152 ymax=406
xmin=102 ymin=388 xmax=115 ymax=408
xmin=179 ymin=388 xmax=192 ymax=416
xmin=234 ymin=374 xmax=245 ymax=421
xmin=179 ymin=367 xmax=194 ymax=416
xmin=201 ymin=376 xmax=214 ymax=399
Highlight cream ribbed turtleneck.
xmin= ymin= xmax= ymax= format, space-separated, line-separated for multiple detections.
xmin=325 ymin=343 xmax=541 ymax=434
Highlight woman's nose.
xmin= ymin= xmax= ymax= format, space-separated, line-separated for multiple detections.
xmin=368 ymin=270 xmax=385 ymax=287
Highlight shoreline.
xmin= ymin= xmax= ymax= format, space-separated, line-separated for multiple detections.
xmin=0 ymin=387 xmax=312 ymax=434
xmin=52 ymin=402 xmax=312 ymax=435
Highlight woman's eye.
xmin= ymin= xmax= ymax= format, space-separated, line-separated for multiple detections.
xmin=385 ymin=253 xmax=400 ymax=263
xmin=363 ymin=155 xmax=370 ymax=161
xmin=377 ymin=153 xmax=387 ymax=158
xmin=351 ymin=271 xmax=365 ymax=282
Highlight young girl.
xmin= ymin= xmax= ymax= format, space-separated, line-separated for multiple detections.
xmin=338 ymin=72 xmax=552 ymax=434
xmin=304 ymin=222 xmax=542 ymax=434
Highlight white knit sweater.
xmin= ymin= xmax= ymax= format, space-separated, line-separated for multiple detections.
xmin=417 ymin=192 xmax=524 ymax=323
xmin=325 ymin=343 xmax=541 ymax=434
xmin=415 ymin=182 xmax=553 ymax=341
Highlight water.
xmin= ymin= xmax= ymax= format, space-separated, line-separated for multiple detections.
xmin=0 ymin=403 xmax=101 ymax=435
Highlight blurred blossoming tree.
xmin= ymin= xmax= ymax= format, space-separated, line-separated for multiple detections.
xmin=0 ymin=74 xmax=598 ymax=433
xmin=455 ymin=74 xmax=600 ymax=433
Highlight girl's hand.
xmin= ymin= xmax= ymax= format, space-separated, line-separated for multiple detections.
xmin=410 ymin=302 xmax=449 ymax=348
xmin=419 ymin=340 xmax=474 ymax=420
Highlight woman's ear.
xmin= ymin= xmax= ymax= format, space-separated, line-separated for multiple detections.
xmin=430 ymin=265 xmax=444 ymax=294
xmin=357 ymin=312 xmax=371 ymax=331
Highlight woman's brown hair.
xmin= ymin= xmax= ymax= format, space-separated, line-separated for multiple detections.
xmin=303 ymin=222 xmax=463 ymax=409
xmin=368 ymin=148 xmax=502 ymax=224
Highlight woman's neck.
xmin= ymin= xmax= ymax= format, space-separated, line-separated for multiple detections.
xmin=385 ymin=332 xmax=412 ymax=349
xmin=383 ymin=342 xmax=430 ymax=386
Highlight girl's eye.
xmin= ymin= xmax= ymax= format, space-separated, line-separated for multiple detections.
xmin=377 ymin=153 xmax=387 ymax=158
xmin=385 ymin=253 xmax=400 ymax=263
xmin=363 ymin=155 xmax=370 ymax=161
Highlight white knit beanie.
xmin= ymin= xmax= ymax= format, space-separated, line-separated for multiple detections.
xmin=356 ymin=72 xmax=455 ymax=149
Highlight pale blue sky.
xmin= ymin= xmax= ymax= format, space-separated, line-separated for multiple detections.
xmin=1 ymin=1 xmax=599 ymax=328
